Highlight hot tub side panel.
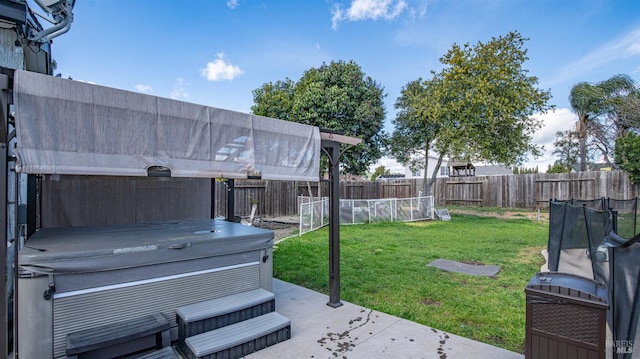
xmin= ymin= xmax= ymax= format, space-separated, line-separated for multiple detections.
xmin=18 ymin=275 xmax=54 ymax=359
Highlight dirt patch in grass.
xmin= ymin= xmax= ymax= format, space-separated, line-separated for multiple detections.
xmin=449 ymin=209 xmax=549 ymax=222
xmin=420 ymin=298 xmax=442 ymax=306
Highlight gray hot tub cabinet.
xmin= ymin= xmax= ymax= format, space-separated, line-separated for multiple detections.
xmin=18 ymin=219 xmax=274 ymax=359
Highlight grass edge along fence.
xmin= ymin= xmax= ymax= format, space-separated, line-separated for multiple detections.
xmin=298 ymin=195 xmax=435 ymax=236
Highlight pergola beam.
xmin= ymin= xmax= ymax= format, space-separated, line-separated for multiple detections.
xmin=319 ymin=131 xmax=363 ymax=146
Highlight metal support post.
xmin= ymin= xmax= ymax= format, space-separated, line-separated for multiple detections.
xmin=210 ymin=179 xmax=216 ymax=219
xmin=26 ymin=175 xmax=36 ymax=238
xmin=323 ymin=140 xmax=342 ymax=308
xmin=226 ymin=179 xmax=235 ymax=222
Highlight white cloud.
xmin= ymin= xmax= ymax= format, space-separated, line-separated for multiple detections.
xmin=332 ymin=0 xmax=407 ymax=30
xmin=370 ymin=156 xmax=406 ymax=174
xmin=170 ymin=77 xmax=189 ymax=100
xmin=408 ymin=2 xmax=427 ymax=20
xmin=532 ymin=108 xmax=577 ymax=145
xmin=134 ymin=84 xmax=153 ymax=93
xmin=524 ymin=108 xmax=577 ymax=171
xmin=201 ymin=53 xmax=244 ymax=81
xmin=226 ymin=0 xmax=238 ymax=10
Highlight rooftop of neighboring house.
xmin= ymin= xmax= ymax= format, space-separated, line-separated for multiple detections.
xmin=377 ymin=174 xmax=406 ymax=180
xmin=474 ymin=165 xmax=513 ymax=176
xmin=570 ymin=163 xmax=614 ymax=172
xmin=446 ymin=163 xmax=513 ymax=177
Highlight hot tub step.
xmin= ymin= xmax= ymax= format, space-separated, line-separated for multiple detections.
xmin=176 ymin=288 xmax=275 ymax=342
xmin=65 ymin=313 xmax=170 ymax=359
xmin=135 ymin=346 xmax=179 ymax=359
xmin=184 ymin=311 xmax=290 ymax=359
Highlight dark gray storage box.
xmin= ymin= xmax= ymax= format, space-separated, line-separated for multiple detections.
xmin=525 ymin=272 xmax=608 ymax=359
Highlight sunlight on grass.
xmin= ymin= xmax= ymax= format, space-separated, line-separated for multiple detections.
xmin=273 ymin=213 xmax=549 ymax=353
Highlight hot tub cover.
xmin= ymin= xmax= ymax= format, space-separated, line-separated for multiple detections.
xmin=18 ymin=219 xmax=273 ymax=275
xmin=13 ymin=70 xmax=320 ymax=181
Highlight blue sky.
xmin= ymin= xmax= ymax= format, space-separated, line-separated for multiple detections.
xmin=49 ymin=0 xmax=640 ymax=172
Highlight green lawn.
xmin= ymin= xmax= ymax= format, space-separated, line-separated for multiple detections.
xmin=273 ymin=213 xmax=549 ymax=353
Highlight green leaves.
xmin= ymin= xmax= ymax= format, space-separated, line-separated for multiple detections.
xmin=251 ymin=79 xmax=296 ymax=123
xmin=552 ymin=130 xmax=580 ymax=172
xmin=252 ymin=60 xmax=386 ymax=175
xmin=615 ymin=132 xmax=640 ymax=184
xmin=435 ymin=31 xmax=551 ymax=165
xmin=389 ymin=31 xmax=552 ymax=194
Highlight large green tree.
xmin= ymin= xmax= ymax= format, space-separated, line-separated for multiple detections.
xmin=252 ymin=60 xmax=386 ymax=175
xmin=569 ymin=74 xmax=639 ymax=170
xmin=388 ymin=31 xmax=552 ymax=195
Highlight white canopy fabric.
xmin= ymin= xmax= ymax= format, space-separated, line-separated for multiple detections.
xmin=13 ymin=70 xmax=320 ymax=181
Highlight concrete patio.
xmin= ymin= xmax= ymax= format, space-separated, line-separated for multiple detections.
xmin=247 ymin=278 xmax=524 ymax=359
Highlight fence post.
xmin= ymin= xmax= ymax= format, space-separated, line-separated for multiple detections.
xmin=298 ymin=206 xmax=302 ymax=237
xmin=410 ymin=198 xmax=414 ymax=221
xmin=392 ymin=199 xmax=396 ymax=222
xmin=635 ymin=197 xmax=638 ymax=236
xmin=310 ymin=199 xmax=314 ymax=234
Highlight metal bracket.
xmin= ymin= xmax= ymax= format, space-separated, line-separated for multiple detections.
xmin=43 ymin=274 xmax=56 ymax=300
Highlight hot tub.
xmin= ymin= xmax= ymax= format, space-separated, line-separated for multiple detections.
xmin=18 ymin=219 xmax=274 ymax=358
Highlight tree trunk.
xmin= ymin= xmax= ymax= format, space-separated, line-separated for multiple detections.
xmin=423 ymin=153 xmax=445 ymax=197
xmin=577 ymin=114 xmax=588 ymax=171
xmin=306 ymin=181 xmax=313 ymax=198
xmin=579 ymin=138 xmax=587 ymax=171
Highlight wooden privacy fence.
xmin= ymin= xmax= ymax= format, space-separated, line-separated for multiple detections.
xmin=216 ymin=171 xmax=639 ymax=218
xmin=37 ymin=171 xmax=640 ymax=227
xmin=433 ymin=171 xmax=638 ymax=208
xmin=213 ymin=179 xmax=420 ymax=218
